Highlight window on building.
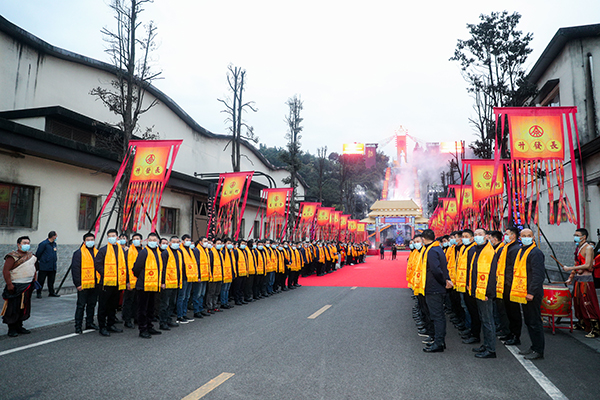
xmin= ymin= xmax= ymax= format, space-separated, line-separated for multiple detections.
xmin=0 ymin=183 xmax=35 ymax=228
xmin=253 ymin=221 xmax=260 ymax=239
xmin=239 ymin=219 xmax=245 ymax=239
xmin=78 ymin=194 xmax=99 ymax=230
xmin=160 ymin=207 xmax=178 ymax=235
xmin=548 ymin=200 xmax=569 ymax=224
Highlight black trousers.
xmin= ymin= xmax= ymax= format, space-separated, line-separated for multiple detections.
xmin=522 ymin=295 xmax=545 ymax=354
xmin=244 ymin=275 xmax=254 ymax=300
xmin=75 ymin=287 xmax=98 ymax=328
xmin=417 ymin=294 xmax=434 ymax=336
xmin=426 ymin=293 xmax=446 ymax=346
xmin=495 ymin=298 xmax=510 ymax=336
xmin=288 ymin=271 xmax=298 ymax=287
xmin=159 ymin=288 xmax=178 ymax=324
xmin=253 ymin=275 xmax=263 ymax=298
xmin=137 ymin=290 xmax=155 ymax=333
xmin=316 ymin=262 xmax=325 ymax=275
xmin=37 ymin=270 xmax=57 ymax=295
xmin=97 ymin=286 xmax=120 ymax=329
xmin=503 ymin=290 xmax=523 ymax=339
xmin=275 ymin=272 xmax=286 ymax=290
xmin=464 ymin=293 xmax=481 ymax=339
xmin=122 ymin=289 xmax=137 ymax=323
xmin=232 ymin=277 xmax=245 ymax=302
xmin=449 ymin=290 xmax=465 ymax=324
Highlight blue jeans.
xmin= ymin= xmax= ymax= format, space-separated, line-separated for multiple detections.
xmin=176 ymin=280 xmax=193 ymax=318
xmin=477 ymin=298 xmax=496 ymax=352
xmin=267 ymin=272 xmax=275 ymax=293
xmin=192 ymin=281 xmax=207 ymax=313
xmin=220 ymin=282 xmax=231 ymax=305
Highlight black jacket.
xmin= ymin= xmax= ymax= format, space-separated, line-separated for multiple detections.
xmin=424 ymin=243 xmax=449 ymax=295
xmin=94 ymin=244 xmax=127 ymax=286
xmin=520 ymin=244 xmax=546 ymax=297
xmin=469 ymin=243 xmax=497 ymax=299
xmin=70 ymin=246 xmax=96 ymax=287
xmin=132 ymin=247 xmax=162 ymax=290
xmin=502 ymin=241 xmax=522 ymax=289
xmin=36 ymin=239 xmax=57 ymax=271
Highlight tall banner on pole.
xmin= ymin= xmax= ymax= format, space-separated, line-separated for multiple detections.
xmin=209 ymin=171 xmax=254 ymax=240
xmin=365 ymin=144 xmax=378 ymax=169
xmin=95 ymin=139 xmax=182 ymax=236
xmin=262 ymin=188 xmax=293 ymax=240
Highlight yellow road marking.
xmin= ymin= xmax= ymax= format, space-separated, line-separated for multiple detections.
xmin=182 ymin=372 xmax=235 ymax=400
xmin=308 ymin=304 xmax=332 ymax=319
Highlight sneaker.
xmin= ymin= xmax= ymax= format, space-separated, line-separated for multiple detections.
xmin=177 ymin=317 xmax=189 ymax=324
xmin=184 ymin=315 xmax=194 ymax=322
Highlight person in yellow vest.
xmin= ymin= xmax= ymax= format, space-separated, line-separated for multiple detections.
xmin=468 ymin=229 xmax=498 ymax=358
xmin=132 ymin=232 xmax=163 ymax=339
xmin=232 ymin=239 xmax=248 ymax=305
xmin=220 ymin=238 xmax=236 ymax=309
xmin=264 ymin=240 xmax=277 ymax=295
xmin=411 ymin=235 xmax=434 ymax=339
xmin=445 ymin=231 xmax=467 ymax=333
xmin=191 ymin=236 xmax=211 ymax=318
xmin=177 ymin=234 xmax=198 ymax=324
xmin=242 ymin=239 xmax=256 ymax=302
xmin=122 ymin=232 xmax=143 ymax=329
xmin=71 ymin=232 xmax=99 ymax=334
xmin=159 ymin=236 xmax=183 ymax=330
xmin=94 ymin=229 xmax=127 ymax=337
xmin=495 ymin=227 xmax=522 ymax=346
xmin=252 ymin=240 xmax=267 ymax=299
xmin=457 ymin=229 xmax=479 ymax=344
xmin=206 ymin=238 xmax=224 ymax=313
xmin=513 ymin=229 xmax=546 ymax=360
xmin=273 ymin=242 xmax=288 ymax=293
xmin=414 ymin=229 xmax=452 ymax=353
xmin=288 ymin=242 xmax=303 ymax=289
xmin=316 ymin=242 xmax=326 ymax=276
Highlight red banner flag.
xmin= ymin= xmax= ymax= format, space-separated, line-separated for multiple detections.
xmin=348 ymin=219 xmax=358 ymax=232
xmin=340 ymin=214 xmax=350 ymax=230
xmin=463 ymin=159 xmax=508 ymax=202
xmin=219 ymin=172 xmax=250 ymax=207
xmin=316 ymin=207 xmax=333 ymax=226
xmin=300 ymin=202 xmax=319 ymax=222
xmin=265 ymin=188 xmax=292 ymax=217
xmin=211 ymin=171 xmax=254 ymax=240
xmin=365 ymin=144 xmax=378 ymax=169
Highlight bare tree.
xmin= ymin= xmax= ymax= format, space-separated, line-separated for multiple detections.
xmin=281 ymin=95 xmax=304 ymax=236
xmin=316 ymin=146 xmax=327 ymax=202
xmin=90 ymin=0 xmax=161 ymax=157
xmin=218 ymin=65 xmax=258 ymax=172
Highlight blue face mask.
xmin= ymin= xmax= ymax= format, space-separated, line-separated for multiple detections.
xmin=462 ymin=238 xmax=471 ymax=246
xmin=504 ymin=235 xmax=511 ymax=243
xmin=413 ymin=243 xmax=422 ymax=250
xmin=226 ymin=244 xmax=234 ymax=250
xmin=257 ymin=245 xmax=264 ymax=250
xmin=474 ymin=236 xmax=486 ymax=245
xmin=253 ymin=245 xmax=257 ymax=249
xmin=278 ymin=246 xmax=283 ymax=250
xmin=184 ymin=241 xmax=192 ymax=247
xmin=216 ymin=244 xmax=224 ymax=250
xmin=160 ymin=244 xmax=168 ymax=250
xmin=85 ymin=241 xmax=95 ymax=248
xmin=170 ymin=243 xmax=180 ymax=250
xmin=271 ymin=244 xmax=277 ymax=249
xmin=190 ymin=244 xmax=195 ymax=249
xmin=449 ymin=239 xmax=457 ymax=246
xmin=108 ymin=237 xmax=117 ymax=245
xmin=132 ymin=239 xmax=141 ymax=247
xmin=20 ymin=244 xmax=31 ymax=252
xmin=521 ymin=237 xmax=533 ymax=246
xmin=240 ymin=244 xmax=246 ymax=250
xmin=574 ymin=236 xmax=581 ymax=243
xmin=118 ymin=239 xmax=127 ymax=246
xmin=147 ymin=241 xmax=158 ymax=249
xmin=409 ymin=244 xmax=414 ymax=250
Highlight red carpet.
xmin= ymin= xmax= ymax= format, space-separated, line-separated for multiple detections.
xmin=299 ymin=252 xmax=410 ymax=288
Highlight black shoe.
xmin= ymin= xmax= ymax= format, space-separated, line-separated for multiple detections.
xmin=16 ymin=327 xmax=31 ymax=334
xmin=48 ymin=293 xmax=60 ymax=297
xmin=167 ymin=322 xmax=179 ymax=328
xmin=99 ymin=328 xmax=111 ymax=336
xmin=107 ymin=325 xmax=123 ymax=333
xmin=422 ymin=337 xmax=434 ymax=344
xmin=288 ymin=286 xmax=296 ymax=290
xmin=425 ymin=342 xmax=446 ymax=349
xmin=159 ymin=324 xmax=171 ymax=331
xmin=498 ymin=335 xmax=511 ymax=341
xmin=423 ymin=344 xmax=444 ymax=353
xmin=124 ymin=321 xmax=134 ymax=329
xmin=295 ymin=284 xmax=302 ymax=287
xmin=462 ymin=337 xmax=480 ymax=344
xmin=524 ymin=351 xmax=544 ymax=360
xmin=282 ymin=287 xmax=288 ymax=291
xmin=114 ymin=317 xmax=122 ymax=324
xmin=418 ymin=328 xmax=428 ymax=335
xmin=475 ymin=350 xmax=497 ymax=358
xmin=241 ymin=300 xmax=248 ymax=304
xmin=148 ymin=327 xmax=162 ymax=335
xmin=504 ymin=338 xmax=521 ymax=346
xmin=472 ymin=345 xmax=486 ymax=353
xmin=86 ymin=323 xmax=99 ymax=330
xmin=36 ymin=292 xmax=42 ymax=299
xmin=245 ymin=299 xmax=254 ymax=303
xmin=193 ymin=313 xmax=204 ymax=319
xmin=518 ymin=348 xmax=533 ymax=355
xmin=459 ymin=328 xmax=471 ymax=336
xmin=139 ymin=331 xmax=152 ymax=339
xmin=75 ymin=327 xmax=83 ymax=334
xmin=213 ymin=308 xmax=222 ymax=313
xmin=7 ymin=331 xmax=18 ymax=337
xmin=177 ymin=317 xmax=189 ymax=324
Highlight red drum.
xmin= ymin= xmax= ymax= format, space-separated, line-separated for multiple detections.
xmin=541 ymin=285 xmax=572 ymax=317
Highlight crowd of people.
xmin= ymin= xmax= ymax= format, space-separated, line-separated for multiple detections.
xmin=1 ymin=230 xmax=368 ymax=338
xmin=406 ymin=226 xmax=600 ymax=360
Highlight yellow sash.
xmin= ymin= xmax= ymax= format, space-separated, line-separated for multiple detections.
xmin=104 ymin=244 xmax=127 ymax=289
xmin=276 ymin=250 xmax=285 ymax=273
xmin=181 ymin=247 xmax=199 ymax=282
xmin=266 ymin=248 xmax=276 ymax=273
xmin=406 ymin=250 xmax=419 ymax=288
xmin=473 ymin=242 xmax=495 ymax=300
xmin=495 ymin=241 xmax=513 ymax=298
xmin=143 ymin=249 xmax=162 ymax=292
xmin=456 ymin=242 xmax=475 ymax=293
xmin=412 ymin=241 xmax=440 ymax=296
xmin=196 ymin=247 xmax=211 ymax=282
xmin=80 ymin=245 xmax=98 ymax=289
xmin=510 ymin=243 xmax=536 ymax=304
xmin=210 ymin=248 xmax=223 ymax=282
xmin=236 ymin=248 xmax=248 ymax=277
xmin=445 ymin=245 xmax=457 ymax=284
xmin=164 ymin=247 xmax=183 ymax=289
xmin=127 ymin=246 xmax=139 ymax=287
xmin=244 ymin=247 xmax=256 ymax=275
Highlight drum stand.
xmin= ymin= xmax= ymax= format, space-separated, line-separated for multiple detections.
xmin=543 ymin=311 xmax=574 ymax=334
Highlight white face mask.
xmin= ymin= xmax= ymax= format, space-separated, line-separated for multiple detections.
xmin=107 ymin=237 xmax=117 ymax=245
xmin=184 ymin=240 xmax=192 ymax=247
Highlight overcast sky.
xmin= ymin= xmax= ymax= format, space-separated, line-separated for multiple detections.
xmin=1 ymin=1 xmax=598 ymax=160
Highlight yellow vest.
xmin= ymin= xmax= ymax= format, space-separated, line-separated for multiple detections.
xmin=456 ymin=242 xmax=475 ymax=293
xmin=181 ymin=247 xmax=199 ymax=282
xmin=445 ymin=245 xmax=457 ymax=284
xmin=104 ymin=244 xmax=127 ymax=289
xmin=143 ymin=248 xmax=162 ymax=292
xmin=244 ymin=247 xmax=256 ymax=275
xmin=80 ymin=245 xmax=98 ymax=289
xmin=496 ymin=241 xmax=514 ymax=298
xmin=127 ymin=246 xmax=140 ymax=287
xmin=472 ymin=242 xmax=495 ymax=300
xmin=510 ymin=243 xmax=536 ymax=304
xmin=164 ymin=247 xmax=183 ymax=289
xmin=197 ymin=247 xmax=211 ymax=282
xmin=412 ymin=242 xmax=440 ymax=296
xmin=209 ymin=247 xmax=223 ymax=282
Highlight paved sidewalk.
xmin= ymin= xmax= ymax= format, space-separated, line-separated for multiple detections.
xmin=0 ymin=293 xmax=77 ymax=336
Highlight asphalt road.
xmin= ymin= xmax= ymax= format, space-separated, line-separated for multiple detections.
xmin=1 ymin=285 xmax=598 ymax=400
